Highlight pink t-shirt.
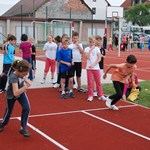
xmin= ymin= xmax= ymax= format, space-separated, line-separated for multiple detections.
xmin=111 ymin=63 xmax=137 ymax=83
xmin=20 ymin=41 xmax=32 ymax=58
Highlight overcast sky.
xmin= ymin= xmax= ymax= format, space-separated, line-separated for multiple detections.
xmin=0 ymin=0 xmax=125 ymax=16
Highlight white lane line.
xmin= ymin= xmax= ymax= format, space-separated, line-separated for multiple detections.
xmin=17 ymin=117 xmax=69 ymax=150
xmin=0 ymin=104 xmax=137 ymax=121
xmin=82 ymin=111 xmax=150 ymax=141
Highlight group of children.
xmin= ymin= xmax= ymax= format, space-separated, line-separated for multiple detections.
xmin=0 ymin=32 xmax=139 ymax=137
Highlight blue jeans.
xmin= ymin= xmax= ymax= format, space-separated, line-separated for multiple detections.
xmin=23 ymin=58 xmax=33 ymax=80
xmin=1 ymin=92 xmax=30 ymax=129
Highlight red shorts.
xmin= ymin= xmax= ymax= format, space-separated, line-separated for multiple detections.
xmin=44 ymin=58 xmax=56 ymax=73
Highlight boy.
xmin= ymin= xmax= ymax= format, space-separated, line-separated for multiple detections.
xmin=41 ymin=35 xmax=57 ymax=84
xmin=57 ymin=37 xmax=75 ymax=99
xmin=103 ymin=54 xmax=137 ymax=110
xmin=0 ymin=35 xmax=16 ymax=93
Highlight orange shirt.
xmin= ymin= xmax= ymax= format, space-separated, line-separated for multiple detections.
xmin=111 ymin=63 xmax=137 ymax=83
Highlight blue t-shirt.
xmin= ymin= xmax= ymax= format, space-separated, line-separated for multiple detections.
xmin=57 ymin=48 xmax=73 ymax=73
xmin=3 ymin=44 xmax=15 ymax=64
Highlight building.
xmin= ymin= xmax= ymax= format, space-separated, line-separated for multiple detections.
xmin=0 ymin=0 xmax=114 ymax=44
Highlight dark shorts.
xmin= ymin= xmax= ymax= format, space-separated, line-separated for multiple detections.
xmin=60 ymin=67 xmax=74 ymax=79
xmin=72 ymin=62 xmax=82 ymax=77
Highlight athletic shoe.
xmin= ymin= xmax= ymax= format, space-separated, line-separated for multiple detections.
xmin=0 ymin=123 xmax=4 ymax=132
xmin=98 ymin=96 xmax=107 ymax=101
xmin=87 ymin=96 xmax=93 ymax=102
xmin=0 ymin=89 xmax=5 ymax=94
xmin=78 ymin=88 xmax=85 ymax=93
xmin=69 ymin=92 xmax=75 ymax=98
xmin=51 ymin=79 xmax=56 ymax=84
xmin=111 ymin=105 xmax=119 ymax=110
xmin=53 ymin=83 xmax=60 ymax=88
xmin=61 ymin=93 xmax=67 ymax=99
xmin=105 ymin=97 xmax=113 ymax=109
xmin=41 ymin=79 xmax=45 ymax=84
xmin=93 ymin=91 xmax=97 ymax=97
xmin=19 ymin=128 xmax=30 ymax=137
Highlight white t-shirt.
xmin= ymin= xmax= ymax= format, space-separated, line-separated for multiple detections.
xmin=69 ymin=43 xmax=83 ymax=62
xmin=43 ymin=42 xmax=57 ymax=59
xmin=84 ymin=46 xmax=100 ymax=70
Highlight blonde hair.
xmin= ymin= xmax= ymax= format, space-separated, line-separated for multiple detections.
xmin=88 ymin=35 xmax=96 ymax=43
xmin=28 ymin=37 xmax=35 ymax=43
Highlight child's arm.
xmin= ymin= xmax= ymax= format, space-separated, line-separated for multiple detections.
xmin=77 ymin=43 xmax=84 ymax=54
xmin=12 ymin=80 xmax=31 ymax=97
xmin=103 ymin=64 xmax=117 ymax=79
xmin=59 ymin=60 xmax=71 ymax=66
xmin=85 ymin=46 xmax=95 ymax=59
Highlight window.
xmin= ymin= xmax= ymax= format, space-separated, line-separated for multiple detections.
xmin=92 ymin=7 xmax=96 ymax=15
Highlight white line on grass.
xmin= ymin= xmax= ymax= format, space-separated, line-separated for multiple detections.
xmin=17 ymin=117 xmax=69 ymax=150
xmin=82 ymin=111 xmax=150 ymax=141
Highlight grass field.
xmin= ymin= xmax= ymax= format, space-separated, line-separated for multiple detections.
xmin=102 ymin=81 xmax=150 ymax=108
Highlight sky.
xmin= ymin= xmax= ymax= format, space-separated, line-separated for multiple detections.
xmin=0 ymin=0 xmax=125 ymax=16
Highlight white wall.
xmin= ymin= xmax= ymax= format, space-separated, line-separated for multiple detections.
xmin=85 ymin=0 xmax=108 ymax=20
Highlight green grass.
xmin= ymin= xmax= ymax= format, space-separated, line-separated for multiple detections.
xmin=102 ymin=81 xmax=150 ymax=108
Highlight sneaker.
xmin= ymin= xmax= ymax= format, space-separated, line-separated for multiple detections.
xmin=0 ymin=89 xmax=5 ymax=94
xmin=78 ymin=88 xmax=85 ymax=93
xmin=87 ymin=96 xmax=93 ymax=102
xmin=0 ymin=123 xmax=4 ymax=132
xmin=98 ymin=96 xmax=107 ymax=101
xmin=93 ymin=91 xmax=97 ymax=97
xmin=53 ymin=83 xmax=60 ymax=88
xmin=111 ymin=105 xmax=119 ymax=110
xmin=69 ymin=92 xmax=75 ymax=98
xmin=19 ymin=128 xmax=30 ymax=137
xmin=61 ymin=93 xmax=67 ymax=99
xmin=51 ymin=79 xmax=56 ymax=84
xmin=105 ymin=97 xmax=113 ymax=109
xmin=41 ymin=79 xmax=45 ymax=84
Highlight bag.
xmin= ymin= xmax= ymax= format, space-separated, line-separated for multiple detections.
xmin=127 ymin=88 xmax=139 ymax=101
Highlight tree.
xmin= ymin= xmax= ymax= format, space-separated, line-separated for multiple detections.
xmin=124 ymin=3 xmax=150 ymax=26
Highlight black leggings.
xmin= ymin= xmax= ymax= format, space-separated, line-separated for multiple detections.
xmin=109 ymin=81 xmax=124 ymax=105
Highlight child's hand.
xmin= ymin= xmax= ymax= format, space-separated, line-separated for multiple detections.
xmin=89 ymin=64 xmax=95 ymax=69
xmin=25 ymin=79 xmax=32 ymax=88
xmin=66 ymin=62 xmax=71 ymax=66
xmin=103 ymin=73 xmax=107 ymax=79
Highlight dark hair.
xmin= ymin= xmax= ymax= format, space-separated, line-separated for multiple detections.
xmin=72 ymin=32 xmax=79 ymax=37
xmin=54 ymin=35 xmax=61 ymax=43
xmin=12 ymin=60 xmax=31 ymax=72
xmin=126 ymin=55 xmax=137 ymax=64
xmin=7 ymin=35 xmax=16 ymax=41
xmin=21 ymin=34 xmax=28 ymax=41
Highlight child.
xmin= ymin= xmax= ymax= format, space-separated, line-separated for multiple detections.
xmin=57 ymin=37 xmax=75 ymax=99
xmin=0 ymin=60 xmax=31 ymax=137
xmin=148 ymin=36 xmax=150 ymax=51
xmin=29 ymin=37 xmax=36 ymax=79
xmin=103 ymin=54 xmax=137 ymax=110
xmin=69 ymin=32 xmax=84 ymax=92
xmin=84 ymin=35 xmax=107 ymax=102
xmin=122 ymin=73 xmax=141 ymax=101
xmin=19 ymin=34 xmax=33 ymax=80
xmin=0 ymin=35 xmax=16 ymax=94
xmin=41 ymin=35 xmax=57 ymax=84
xmin=54 ymin=35 xmax=62 ymax=88
xmin=107 ymin=36 xmax=113 ymax=51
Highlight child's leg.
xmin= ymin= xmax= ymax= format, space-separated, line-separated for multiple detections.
xmin=69 ymin=77 xmax=73 ymax=91
xmin=1 ymin=98 xmax=16 ymax=126
xmin=61 ymin=78 xmax=65 ymax=93
xmin=93 ymin=70 xmax=104 ymax=96
xmin=110 ymin=81 xmax=124 ymax=105
xmin=18 ymin=92 xmax=30 ymax=129
xmin=43 ymin=58 xmax=50 ymax=79
xmin=87 ymin=70 xmax=94 ymax=97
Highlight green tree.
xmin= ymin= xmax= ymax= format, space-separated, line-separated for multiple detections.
xmin=124 ymin=3 xmax=150 ymax=26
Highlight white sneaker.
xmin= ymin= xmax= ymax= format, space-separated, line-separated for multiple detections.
xmin=41 ymin=79 xmax=45 ymax=84
xmin=105 ymin=97 xmax=112 ymax=109
xmin=87 ymin=96 xmax=93 ymax=102
xmin=53 ymin=83 xmax=60 ymax=88
xmin=51 ymin=79 xmax=56 ymax=84
xmin=94 ymin=91 xmax=97 ymax=97
xmin=111 ymin=105 xmax=119 ymax=110
xmin=98 ymin=96 xmax=107 ymax=101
